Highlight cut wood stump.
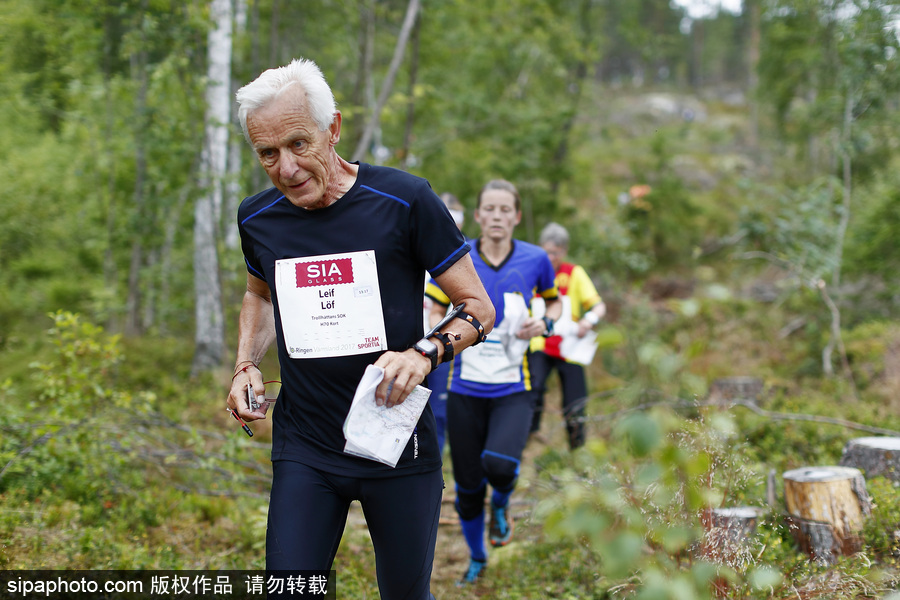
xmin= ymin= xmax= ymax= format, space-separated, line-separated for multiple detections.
xmin=707 ymin=376 xmax=764 ymax=407
xmin=839 ymin=436 xmax=900 ymax=482
xmin=700 ymin=506 xmax=767 ymax=566
xmin=782 ymin=466 xmax=872 ymax=564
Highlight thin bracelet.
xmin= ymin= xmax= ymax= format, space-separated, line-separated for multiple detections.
xmin=232 ymin=361 xmax=258 ymax=381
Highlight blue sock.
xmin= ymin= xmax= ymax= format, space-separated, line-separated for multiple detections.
xmin=492 ymin=487 xmax=513 ymax=509
xmin=460 ymin=512 xmax=487 ymax=561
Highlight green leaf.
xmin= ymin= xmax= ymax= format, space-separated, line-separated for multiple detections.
xmin=749 ymin=566 xmax=783 ymax=590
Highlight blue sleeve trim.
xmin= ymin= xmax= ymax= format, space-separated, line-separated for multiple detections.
xmin=360 ymin=185 xmax=410 ymax=208
xmin=241 ymin=195 xmax=285 ymax=225
xmin=429 ymin=241 xmax=470 ymax=275
xmin=245 ymin=258 xmax=265 ymax=280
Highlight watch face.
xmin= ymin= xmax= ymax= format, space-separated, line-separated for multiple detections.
xmin=416 ymin=338 xmax=438 ymax=353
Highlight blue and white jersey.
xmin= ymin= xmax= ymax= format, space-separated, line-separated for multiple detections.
xmin=426 ymin=239 xmax=558 ymax=398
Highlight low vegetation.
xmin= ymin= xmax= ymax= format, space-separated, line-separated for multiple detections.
xmin=4 ymin=282 xmax=900 ymax=598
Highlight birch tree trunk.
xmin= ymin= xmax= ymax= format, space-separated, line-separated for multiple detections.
xmin=822 ymin=93 xmax=854 ymax=382
xmin=192 ymin=0 xmax=232 ymax=374
xmin=399 ymin=11 xmax=420 ymax=171
xmin=224 ymin=0 xmax=249 ymax=252
xmin=126 ymin=28 xmax=149 ymax=336
xmin=351 ymin=0 xmax=421 ymax=162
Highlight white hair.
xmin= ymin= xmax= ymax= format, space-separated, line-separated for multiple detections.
xmin=539 ymin=222 xmax=570 ymax=249
xmin=235 ymin=58 xmax=337 ymax=143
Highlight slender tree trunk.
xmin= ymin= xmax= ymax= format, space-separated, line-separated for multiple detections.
xmin=142 ymin=248 xmax=158 ymax=331
xmin=350 ymin=0 xmax=376 ymax=156
xmin=818 ymin=280 xmax=858 ymax=400
xmin=549 ymin=0 xmax=592 ymax=199
xmin=249 ymin=0 xmax=265 ymax=193
xmin=691 ymin=18 xmax=704 ymax=90
xmin=822 ymin=93 xmax=855 ymax=379
xmin=160 ymin=179 xmax=195 ymax=336
xmin=225 ymin=0 xmax=249 ymax=252
xmin=268 ymin=0 xmax=280 ymax=67
xmin=399 ymin=10 xmax=420 ymax=171
xmin=747 ymin=0 xmax=761 ymax=152
xmin=101 ymin=11 xmax=119 ymax=332
xmin=352 ymin=0 xmax=422 ymax=162
xmin=192 ymin=0 xmax=233 ymax=374
xmin=353 ymin=0 xmax=375 ymax=110
xmin=833 ymin=93 xmax=853 ymax=289
xmin=126 ymin=26 xmax=149 ymax=336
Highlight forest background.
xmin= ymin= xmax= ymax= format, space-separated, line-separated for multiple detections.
xmin=4 ymin=0 xmax=900 ymax=598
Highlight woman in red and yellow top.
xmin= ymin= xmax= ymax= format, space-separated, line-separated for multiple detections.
xmin=529 ymin=222 xmax=606 ymax=449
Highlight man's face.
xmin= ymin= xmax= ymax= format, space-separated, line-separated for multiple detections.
xmin=541 ymin=241 xmax=565 ymax=271
xmin=475 ymin=189 xmax=521 ymax=243
xmin=246 ymin=87 xmax=341 ymax=210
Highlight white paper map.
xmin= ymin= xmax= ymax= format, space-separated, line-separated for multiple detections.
xmin=531 ymin=295 xmax=599 ymax=365
xmin=343 ymin=365 xmax=432 ymax=467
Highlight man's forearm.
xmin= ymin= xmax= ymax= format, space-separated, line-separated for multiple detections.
xmin=235 ymin=289 xmax=276 ymax=368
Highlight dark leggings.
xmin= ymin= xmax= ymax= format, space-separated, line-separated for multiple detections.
xmin=447 ymin=391 xmax=534 ymax=519
xmin=266 ymin=460 xmax=442 ymax=600
xmin=528 ymin=350 xmax=587 ymax=449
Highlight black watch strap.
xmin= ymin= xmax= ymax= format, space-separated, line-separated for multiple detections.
xmin=436 ymin=332 xmax=461 ymax=364
xmin=541 ymin=316 xmax=555 ymax=337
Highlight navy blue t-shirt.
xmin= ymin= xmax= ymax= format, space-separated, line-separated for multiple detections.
xmin=238 ymin=163 xmax=469 ymax=477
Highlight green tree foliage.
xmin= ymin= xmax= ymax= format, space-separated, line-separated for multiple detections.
xmin=758 ymin=0 xmax=900 ymax=179
xmin=621 ymin=133 xmax=702 ymax=269
xmin=0 ymin=0 xmax=208 ymax=337
xmin=0 ymin=0 xmax=730 ymax=338
xmin=845 ymin=175 xmax=900 ymax=297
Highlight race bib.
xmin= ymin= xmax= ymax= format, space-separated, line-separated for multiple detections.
xmin=275 ymin=250 xmax=387 ymax=359
xmin=459 ymin=335 xmax=523 ymax=385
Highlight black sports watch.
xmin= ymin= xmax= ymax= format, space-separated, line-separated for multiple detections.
xmin=541 ymin=316 xmax=555 ymax=337
xmin=413 ymin=337 xmax=439 ymax=373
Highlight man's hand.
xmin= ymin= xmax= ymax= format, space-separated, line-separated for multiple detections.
xmin=227 ymin=366 xmax=270 ymax=421
xmin=372 ymin=349 xmax=432 ymax=408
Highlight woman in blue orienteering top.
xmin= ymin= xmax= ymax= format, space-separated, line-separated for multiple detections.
xmin=426 ymin=179 xmax=562 ymax=585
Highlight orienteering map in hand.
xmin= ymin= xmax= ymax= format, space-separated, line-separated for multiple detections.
xmin=343 ymin=364 xmax=432 ymax=467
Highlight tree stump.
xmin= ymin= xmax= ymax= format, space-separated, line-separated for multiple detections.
xmin=701 ymin=506 xmax=767 ymax=566
xmin=707 ymin=376 xmax=764 ymax=407
xmin=782 ymin=466 xmax=872 ymax=564
xmin=839 ymin=436 xmax=900 ymax=482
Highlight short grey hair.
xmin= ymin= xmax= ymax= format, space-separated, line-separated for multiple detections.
xmin=235 ymin=58 xmax=337 ymax=143
xmin=539 ymin=222 xmax=569 ymax=249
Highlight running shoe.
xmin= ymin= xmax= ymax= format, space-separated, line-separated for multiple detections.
xmin=457 ymin=558 xmax=487 ymax=586
xmin=489 ymin=501 xmax=514 ymax=547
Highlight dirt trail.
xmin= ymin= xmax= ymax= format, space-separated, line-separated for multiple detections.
xmin=342 ymin=404 xmax=572 ymax=598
